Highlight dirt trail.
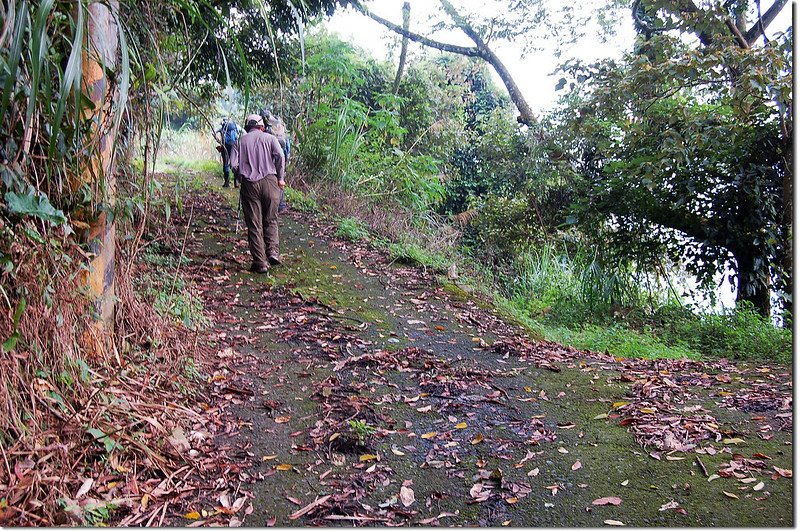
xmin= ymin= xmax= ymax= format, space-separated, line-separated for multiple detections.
xmin=169 ymin=172 xmax=792 ymax=527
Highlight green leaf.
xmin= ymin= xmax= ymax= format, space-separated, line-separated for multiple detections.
xmin=5 ymin=188 xmax=67 ymax=225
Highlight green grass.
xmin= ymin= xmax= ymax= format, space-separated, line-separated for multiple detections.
xmin=335 ymin=217 xmax=370 ymax=242
xmin=137 ymin=252 xmax=210 ymax=330
xmin=489 ymin=244 xmax=791 ymax=364
xmin=284 ymin=186 xmax=320 ymax=213
xmin=380 ymin=239 xmax=450 ymax=272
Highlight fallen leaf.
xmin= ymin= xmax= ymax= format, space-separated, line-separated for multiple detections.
xmin=265 ymin=517 xmax=277 ymax=527
xmin=572 ymin=460 xmax=582 ymax=471
xmin=593 ymin=497 xmax=622 ymax=506
xmin=359 ymin=454 xmax=378 ymax=462
xmin=558 ymin=447 xmax=569 ymax=454
xmin=528 ymin=468 xmax=540 ymax=477
xmin=471 ymin=434 xmax=484 ymax=445
xmin=722 ymin=438 xmax=745 ymax=445
xmin=185 ymin=511 xmax=201 ymax=520
xmin=289 ymin=495 xmax=332 ymax=521
xmin=75 ymin=478 xmax=94 ymax=499
xmin=391 ymin=447 xmax=405 ymax=456
xmin=286 ymin=496 xmax=302 ymax=505
xmin=659 ymin=501 xmax=680 ymax=512
xmin=275 ymin=416 xmax=291 ymax=424
xmin=421 ymin=432 xmax=437 ymax=439
xmin=454 ymin=422 xmax=468 ymax=429
xmin=620 ymin=480 xmax=629 ymax=486
xmin=773 ymin=466 xmax=792 ymax=478
xmin=753 ymin=482 xmax=765 ymax=491
xmin=722 ymin=491 xmax=739 ymax=499
xmin=593 ymin=413 xmax=609 ymax=420
xmin=612 ymin=402 xmax=629 ymax=409
xmin=276 ymin=464 xmax=293 ymax=471
xmin=604 ymin=519 xmax=625 ymax=526
xmin=262 ymin=454 xmax=278 ymax=461
xmin=399 ymin=486 xmax=415 ymax=507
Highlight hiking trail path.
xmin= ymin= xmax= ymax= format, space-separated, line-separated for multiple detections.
xmin=163 ymin=171 xmax=792 ymax=527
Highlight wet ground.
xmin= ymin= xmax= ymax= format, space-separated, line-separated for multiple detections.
xmin=170 ymin=171 xmax=793 ymax=527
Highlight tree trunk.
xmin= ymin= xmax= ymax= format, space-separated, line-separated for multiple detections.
xmin=392 ymin=2 xmax=410 ymax=94
xmin=733 ymin=247 xmax=772 ymax=317
xmin=80 ymin=1 xmax=120 ymax=355
xmin=780 ymin=126 xmax=793 ymax=324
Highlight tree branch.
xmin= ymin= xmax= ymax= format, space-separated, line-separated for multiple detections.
xmin=352 ymin=1 xmax=483 ymax=58
xmin=354 ymin=0 xmax=538 ymax=126
xmin=744 ymin=0 xmax=789 ymax=46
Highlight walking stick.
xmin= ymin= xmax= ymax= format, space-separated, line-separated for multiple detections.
xmin=235 ymin=190 xmax=241 ymax=233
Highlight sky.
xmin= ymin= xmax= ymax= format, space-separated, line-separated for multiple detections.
xmin=324 ymin=1 xmax=793 ymax=117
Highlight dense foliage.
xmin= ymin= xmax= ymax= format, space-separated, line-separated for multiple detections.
xmin=549 ymin=3 xmax=792 ymax=317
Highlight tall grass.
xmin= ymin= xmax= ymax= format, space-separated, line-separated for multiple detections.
xmin=498 ymin=242 xmax=791 ymax=363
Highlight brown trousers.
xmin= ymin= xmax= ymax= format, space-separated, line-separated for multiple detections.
xmin=240 ymin=175 xmax=281 ymax=267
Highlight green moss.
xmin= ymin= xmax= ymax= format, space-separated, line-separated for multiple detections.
xmin=270 ymin=250 xmax=391 ymax=333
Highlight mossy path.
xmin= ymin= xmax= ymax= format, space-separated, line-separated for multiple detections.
xmin=171 ymin=172 xmax=792 ymax=527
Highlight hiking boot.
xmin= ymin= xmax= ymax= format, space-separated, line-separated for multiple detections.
xmin=223 ymin=179 xmax=230 ymax=188
xmin=268 ymin=255 xmax=282 ymax=266
xmin=250 ymin=262 xmax=269 ymax=274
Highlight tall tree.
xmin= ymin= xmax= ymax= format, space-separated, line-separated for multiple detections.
xmin=553 ymin=0 xmax=791 ymax=317
xmin=353 ymin=0 xmax=583 ymax=126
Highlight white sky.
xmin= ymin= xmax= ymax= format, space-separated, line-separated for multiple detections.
xmin=325 ymin=1 xmax=793 ymax=116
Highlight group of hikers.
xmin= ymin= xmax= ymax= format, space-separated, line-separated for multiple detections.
xmin=215 ymin=108 xmax=292 ymax=274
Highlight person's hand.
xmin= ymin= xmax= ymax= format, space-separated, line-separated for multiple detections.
xmin=278 ymin=179 xmax=286 ymax=190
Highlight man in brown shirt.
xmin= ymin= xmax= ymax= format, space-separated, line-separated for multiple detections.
xmin=230 ymin=114 xmax=286 ymax=273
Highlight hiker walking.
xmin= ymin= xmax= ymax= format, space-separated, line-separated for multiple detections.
xmin=216 ymin=117 xmax=240 ymax=188
xmin=230 ymin=114 xmax=286 ymax=273
xmin=260 ymin=108 xmax=291 ymax=212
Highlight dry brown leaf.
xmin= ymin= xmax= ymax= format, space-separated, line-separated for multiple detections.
xmin=593 ymin=496 xmax=622 ymax=506
xmin=399 ymin=486 xmax=415 ymax=507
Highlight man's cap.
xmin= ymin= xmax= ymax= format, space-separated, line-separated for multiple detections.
xmin=246 ymin=114 xmax=264 ymax=127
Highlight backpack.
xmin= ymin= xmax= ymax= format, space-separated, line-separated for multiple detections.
xmin=265 ymin=116 xmax=289 ymax=158
xmin=223 ymin=121 xmax=238 ymax=145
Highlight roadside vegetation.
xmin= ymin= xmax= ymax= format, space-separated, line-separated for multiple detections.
xmin=205 ymin=28 xmax=789 ymax=365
